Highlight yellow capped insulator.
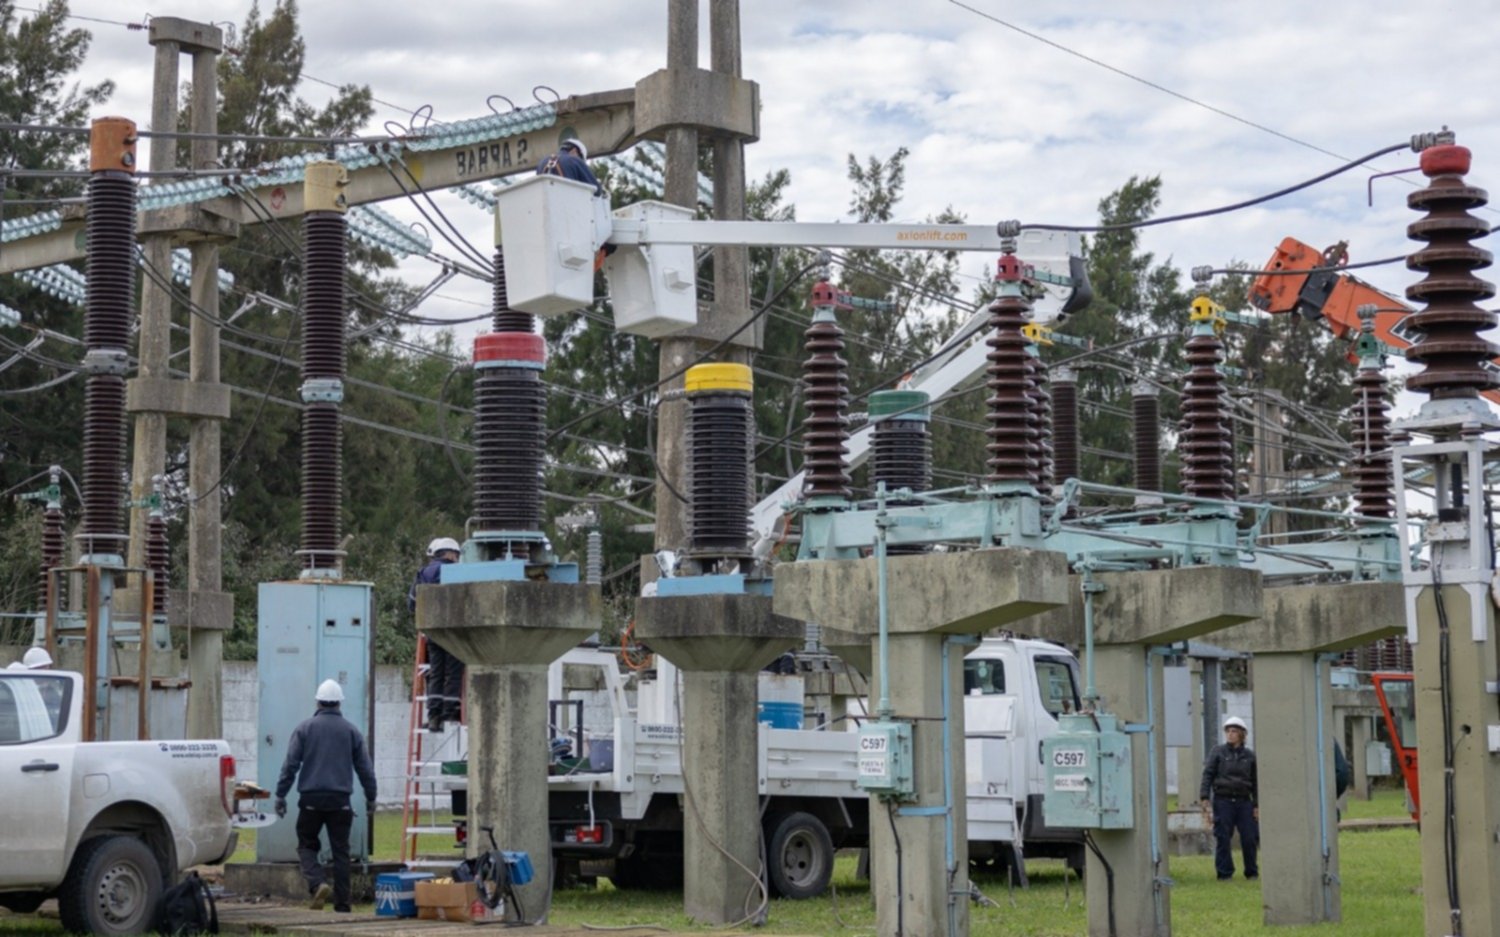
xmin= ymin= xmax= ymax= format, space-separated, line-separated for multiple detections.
xmin=1190 ymin=295 xmax=1227 ymax=334
xmin=304 ymin=160 xmax=349 ymax=214
xmin=685 ymin=362 xmax=753 ymax=395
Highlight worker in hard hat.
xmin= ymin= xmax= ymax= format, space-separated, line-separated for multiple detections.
xmin=409 ymin=537 xmax=464 ymax=733
xmin=273 ymin=678 xmax=377 ymax=913
xmin=536 ymin=137 xmax=602 ymax=195
xmin=7 ymin=647 xmax=53 ymax=669
xmin=1199 ymin=714 xmax=1259 ymax=881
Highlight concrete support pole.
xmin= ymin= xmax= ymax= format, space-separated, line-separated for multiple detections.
xmin=1201 ymin=658 xmax=1222 ymax=754
xmin=1349 ymin=714 xmax=1371 ymax=800
xmin=1248 ymin=392 xmax=1287 ymax=537
xmin=1251 ymin=653 xmax=1340 ymax=924
xmin=186 ymin=44 xmax=228 ymax=739
xmin=867 ymin=633 xmax=969 ymax=937
xmin=127 ymin=37 xmax=180 ymax=567
xmin=467 ymin=665 xmax=551 ymax=916
xmin=679 ymin=670 xmax=764 ymax=923
xmin=1413 ymin=584 xmax=1500 ymax=937
xmin=1089 ymin=644 xmax=1171 ymax=937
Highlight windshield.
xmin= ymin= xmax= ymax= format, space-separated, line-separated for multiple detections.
xmin=0 ymin=675 xmax=71 ymax=744
xmin=964 ymin=658 xmax=1006 ymax=695
xmin=1034 ymin=655 xmax=1081 ymax=717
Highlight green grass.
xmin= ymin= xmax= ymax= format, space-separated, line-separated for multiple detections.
xmin=1342 ymin=787 xmax=1413 ymax=821
xmin=1 ymin=805 xmax=1423 ymax=936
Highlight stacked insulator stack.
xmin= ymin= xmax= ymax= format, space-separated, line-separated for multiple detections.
xmin=1178 ymin=317 xmax=1235 ymax=502
xmin=37 ymin=501 xmax=66 ymax=611
xmin=1051 ymin=368 xmax=1080 ymax=487
xmin=473 ymin=254 xmax=546 ymax=545
xmin=78 ymin=117 xmax=137 ymax=560
xmin=870 ymin=390 xmax=931 ymax=555
xmin=299 ymin=169 xmax=349 ymax=573
xmin=1133 ymin=384 xmax=1162 ymax=495
xmin=685 ymin=364 xmax=754 ymax=560
xmin=147 ymin=510 xmax=170 ymax=616
xmin=1028 ymin=353 xmax=1053 ymax=499
xmin=1351 ymin=368 xmax=1393 ymax=517
xmin=801 ymin=284 xmax=852 ymax=500
xmin=986 ymin=252 xmax=1040 ymax=486
xmin=1404 ymin=143 xmax=1499 ymax=403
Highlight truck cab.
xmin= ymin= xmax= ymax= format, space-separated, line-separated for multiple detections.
xmin=963 ymin=637 xmax=1086 ymax=876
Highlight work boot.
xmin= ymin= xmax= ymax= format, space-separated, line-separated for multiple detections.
xmin=427 ymin=711 xmax=444 ymax=734
xmin=310 ymin=883 xmax=333 ymax=910
xmin=334 ymin=904 xmax=352 ymax=913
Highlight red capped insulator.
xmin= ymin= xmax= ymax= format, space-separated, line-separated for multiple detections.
xmin=810 ymin=280 xmax=839 ymax=307
xmin=1420 ymin=144 xmax=1472 ymax=177
xmin=996 ymin=254 xmax=1024 ymax=283
xmin=474 ymin=331 xmax=546 ymax=367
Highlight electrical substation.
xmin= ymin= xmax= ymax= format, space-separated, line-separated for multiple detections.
xmin=0 ymin=4 xmax=1495 ymax=937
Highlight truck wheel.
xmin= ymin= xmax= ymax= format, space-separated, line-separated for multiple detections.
xmin=766 ymin=812 xmax=833 ymax=900
xmin=58 ymin=835 xmax=163 ymax=936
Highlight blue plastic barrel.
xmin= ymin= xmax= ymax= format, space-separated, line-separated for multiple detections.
xmin=757 ymin=700 xmax=804 ymax=730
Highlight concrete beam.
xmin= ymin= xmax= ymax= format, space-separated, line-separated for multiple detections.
xmin=127 ymin=377 xmax=232 ymax=421
xmin=418 ymin=580 xmax=601 ymax=665
xmin=137 ymin=204 xmax=241 ymax=241
xmin=1029 ymin=566 xmax=1263 ymax=645
xmin=774 ymin=548 xmax=1070 ymax=635
xmin=820 ymin=625 xmax=873 ymax=675
xmin=1212 ymin=581 xmax=1403 ymax=654
xmin=166 ymin=589 xmax=234 ymax=632
xmin=634 ymin=592 xmax=801 ymax=671
xmin=634 ymin=68 xmax=760 ymax=141
xmin=147 ymin=17 xmax=223 ymax=53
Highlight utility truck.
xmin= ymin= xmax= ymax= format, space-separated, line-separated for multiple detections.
xmin=0 ymin=669 xmax=241 ymax=935
xmin=438 ymin=636 xmax=1085 ymax=897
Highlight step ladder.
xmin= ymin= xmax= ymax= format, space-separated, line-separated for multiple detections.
xmin=400 ymin=634 xmax=469 ymax=869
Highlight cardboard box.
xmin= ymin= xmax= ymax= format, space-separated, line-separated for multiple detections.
xmin=414 ymin=881 xmax=499 ymax=924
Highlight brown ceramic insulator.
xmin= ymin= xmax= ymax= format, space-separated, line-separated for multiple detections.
xmin=79 ymin=374 xmax=127 ymax=550
xmin=473 ymin=367 xmax=545 ymax=532
xmin=801 ymin=315 xmax=852 ymax=499
xmin=88 ymin=116 xmax=136 ymax=174
xmin=688 ymin=390 xmax=754 ymax=558
xmin=301 ymin=212 xmax=348 ymax=380
xmin=1051 ymin=374 xmax=1080 ymax=487
xmin=1132 ymin=390 xmax=1162 ymax=494
xmin=37 ymin=507 xmax=66 ymax=610
xmin=300 ymin=405 xmax=343 ymax=570
xmin=147 ymin=513 xmax=170 ymax=616
xmin=492 ymin=247 xmax=535 ymax=334
xmin=1028 ymin=355 xmax=1053 ymax=499
xmin=1404 ymin=147 xmax=1499 ymax=399
xmin=1350 ymin=367 xmax=1394 ymax=518
xmin=1178 ymin=330 xmax=1235 ymax=501
xmin=83 ymin=174 xmax=136 ymax=350
xmin=985 ymin=295 xmax=1039 ymax=484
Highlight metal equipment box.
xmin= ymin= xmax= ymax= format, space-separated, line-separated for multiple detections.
xmin=857 ymin=720 xmax=914 ymax=799
xmin=602 ymin=200 xmax=698 ymax=338
xmin=255 ymin=580 xmax=375 ymax=862
xmin=1041 ymin=712 xmax=1134 ymax=829
xmin=493 ymin=174 xmax=611 ymax=317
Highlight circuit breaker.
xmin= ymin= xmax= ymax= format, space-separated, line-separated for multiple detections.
xmin=1041 ymin=712 xmax=1134 ymax=829
xmin=255 ymin=580 xmax=375 ymax=862
xmin=856 ymin=720 xmax=914 ymax=799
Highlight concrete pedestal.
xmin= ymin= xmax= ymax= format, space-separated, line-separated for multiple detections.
xmin=777 ymin=548 xmax=1070 ymax=937
xmin=635 ymin=591 xmax=802 ymax=925
xmin=1349 ymin=714 xmax=1371 ymax=800
xmin=1214 ymin=581 xmax=1401 ymax=927
xmin=1030 ymin=566 xmax=1263 ymax=937
xmin=1411 ymin=583 xmax=1500 ymax=937
xmin=418 ymin=580 xmax=601 ymax=921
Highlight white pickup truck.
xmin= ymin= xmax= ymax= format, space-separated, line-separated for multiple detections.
xmin=432 ymin=636 xmax=1086 ymax=896
xmin=0 ymin=669 xmax=239 ymax=935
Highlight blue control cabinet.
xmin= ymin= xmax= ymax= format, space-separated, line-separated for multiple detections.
xmin=1041 ymin=712 xmax=1134 ymax=829
xmin=256 ymin=580 xmax=375 ymax=862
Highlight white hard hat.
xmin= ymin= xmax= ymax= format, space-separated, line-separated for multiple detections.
xmin=1223 ymin=715 xmax=1247 ymax=731
xmin=22 ymin=647 xmax=53 ymax=670
xmin=561 ymin=138 xmax=587 ymax=160
xmin=427 ymin=537 xmax=462 ymax=556
xmin=316 ymin=679 xmax=345 ymax=703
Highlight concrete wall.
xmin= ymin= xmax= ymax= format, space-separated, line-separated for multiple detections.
xmin=224 ymin=661 xmax=413 ymax=807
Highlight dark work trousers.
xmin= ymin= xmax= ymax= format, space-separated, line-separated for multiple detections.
xmin=425 ymin=637 xmax=465 ymax=721
xmin=1212 ymin=796 xmax=1259 ymax=879
xmin=296 ymin=797 xmax=355 ymax=906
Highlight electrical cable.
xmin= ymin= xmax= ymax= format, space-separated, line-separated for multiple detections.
xmin=885 ymin=799 xmax=905 ymax=937
xmin=1023 ymin=142 xmax=1410 ymax=234
xmin=383 ymin=158 xmax=495 ymax=276
xmin=1082 ymin=830 xmax=1117 ymax=937
xmin=1199 ymin=255 xmax=1406 ymax=278
xmin=1431 ymin=562 xmax=1464 ymax=935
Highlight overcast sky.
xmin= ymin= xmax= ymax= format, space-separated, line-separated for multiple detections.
xmin=56 ymin=0 xmax=1500 ymax=421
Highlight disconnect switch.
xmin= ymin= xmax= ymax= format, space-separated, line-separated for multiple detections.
xmin=856 ymin=720 xmax=914 ymax=800
xmin=1041 ymin=712 xmax=1134 ymax=829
